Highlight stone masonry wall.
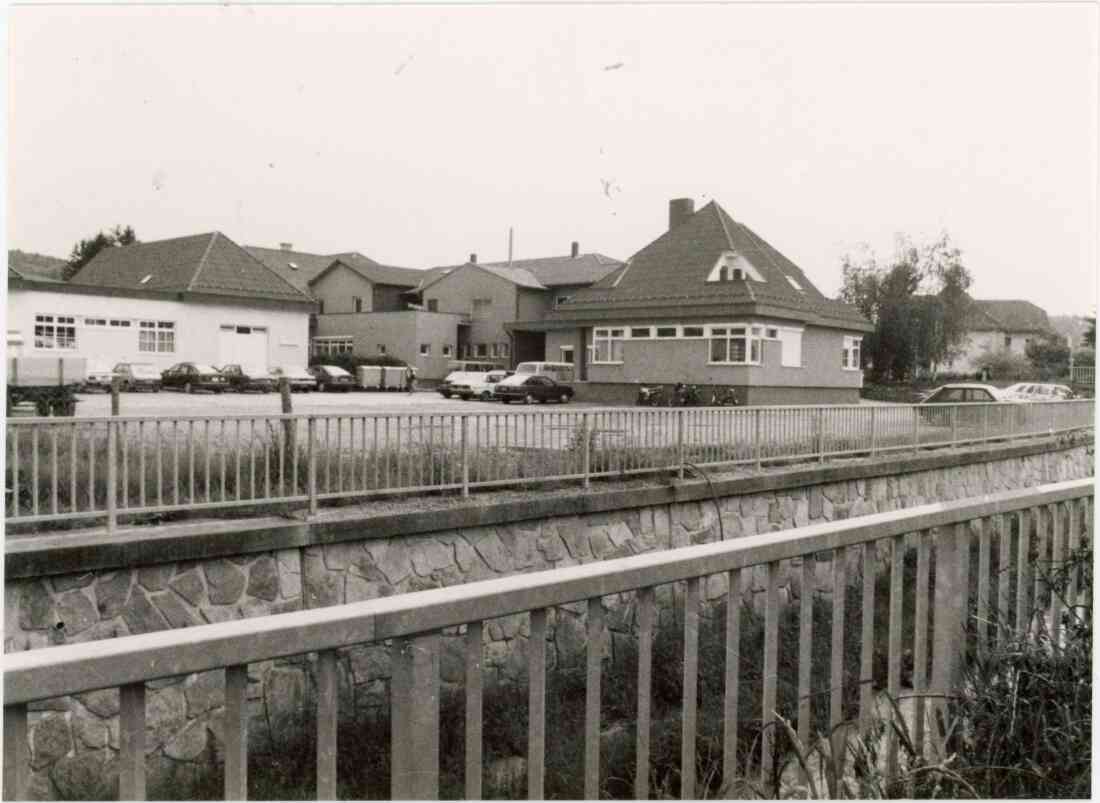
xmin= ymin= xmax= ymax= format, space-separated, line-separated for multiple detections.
xmin=4 ymin=442 xmax=1091 ymax=799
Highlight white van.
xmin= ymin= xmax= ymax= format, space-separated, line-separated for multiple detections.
xmin=496 ymin=361 xmax=575 ymax=388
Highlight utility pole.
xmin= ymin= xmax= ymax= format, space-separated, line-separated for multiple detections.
xmin=507 ymin=227 xmax=514 ymax=265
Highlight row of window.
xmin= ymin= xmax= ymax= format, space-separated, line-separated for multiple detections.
xmin=312 ymin=338 xmax=511 ymax=360
xmin=33 ymin=314 xmax=176 ymax=353
xmin=590 ymin=323 xmax=806 ymax=367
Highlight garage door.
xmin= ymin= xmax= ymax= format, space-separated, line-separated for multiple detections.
xmin=218 ymin=325 xmax=269 ymax=370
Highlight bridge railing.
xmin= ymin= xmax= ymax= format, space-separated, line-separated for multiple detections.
xmin=5 ymin=399 xmax=1093 ymax=533
xmin=4 ymin=478 xmax=1092 ymax=800
xmin=1071 ymin=365 xmax=1095 ymax=386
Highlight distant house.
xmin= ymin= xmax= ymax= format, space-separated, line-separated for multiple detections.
xmin=246 ymin=244 xmax=460 ymax=379
xmin=7 ymin=232 xmax=315 ymax=370
xmin=7 ymin=250 xmax=69 ymax=282
xmin=415 ymin=245 xmax=624 ymax=367
xmin=942 ymin=299 xmax=1053 ymax=374
xmin=510 ymin=198 xmax=873 ymax=405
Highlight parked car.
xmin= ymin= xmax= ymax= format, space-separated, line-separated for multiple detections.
xmin=439 ymin=371 xmax=482 ymax=399
xmin=112 ymin=362 xmax=163 ymax=392
xmin=270 ymin=366 xmax=318 ymax=392
xmin=308 ymin=365 xmax=355 ymax=392
xmin=82 ymin=361 xmax=119 ymax=393
xmin=219 ymin=364 xmax=275 ymax=393
xmin=1001 ymin=382 xmax=1075 ymax=401
xmin=161 ymin=363 xmax=228 ymax=394
xmin=456 ymin=370 xmax=513 ymax=401
xmin=920 ymin=383 xmax=1005 ymax=405
xmin=494 ymin=375 xmax=575 ymax=404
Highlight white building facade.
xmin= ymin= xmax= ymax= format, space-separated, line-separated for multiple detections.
xmin=8 ymin=277 xmax=312 ymax=372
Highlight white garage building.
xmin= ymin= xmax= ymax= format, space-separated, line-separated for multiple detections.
xmin=7 ymin=232 xmax=315 ymax=372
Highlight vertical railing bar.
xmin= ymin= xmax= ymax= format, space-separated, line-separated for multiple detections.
xmin=636 ymin=587 xmax=655 ymax=801
xmin=761 ymin=560 xmax=780 ymax=782
xmin=585 ymin=596 xmax=604 ymax=800
xmin=681 ymin=576 xmax=700 ymax=800
xmin=913 ymin=529 xmax=931 ymax=757
xmin=528 ymin=607 xmax=547 ymax=800
xmin=859 ymin=541 xmax=876 ymax=727
xmin=723 ymin=569 xmax=742 ymax=784
xmin=10 ymin=427 xmax=19 ymax=519
xmin=465 ymin=620 xmax=484 ymax=800
xmin=1049 ymin=502 xmax=1064 ymax=646
xmin=31 ymin=426 xmax=40 ymax=517
xmin=155 ymin=420 xmax=163 ymax=508
xmin=70 ymin=423 xmax=78 ymax=513
xmin=308 ymin=417 xmax=317 ymax=515
xmin=50 ymin=425 xmax=59 ymax=515
xmin=106 ymin=420 xmax=117 ymax=530
xmin=1066 ymin=500 xmax=1080 ymax=611
xmin=188 ymin=420 xmax=196 ymax=504
xmin=173 ymin=420 xmax=180 ymax=507
xmin=225 ymin=664 xmax=249 ymax=800
xmin=248 ymin=419 xmax=256 ymax=500
xmin=1016 ymin=510 xmax=1030 ymax=636
xmin=316 ymin=649 xmax=338 ymax=800
xmin=204 ymin=419 xmax=211 ymax=503
xmin=977 ymin=516 xmax=991 ymax=660
xmin=1032 ymin=506 xmax=1047 ymax=625
xmin=830 ymin=545 xmax=846 ymax=746
xmin=797 ymin=555 xmax=813 ymax=766
xmin=119 ymin=682 xmax=147 ymax=800
xmin=220 ymin=419 xmax=228 ymax=502
xmin=997 ymin=513 xmax=1011 ymax=646
xmin=887 ymin=532 xmax=905 ymax=778
xmin=3 ymin=703 xmax=29 ymax=801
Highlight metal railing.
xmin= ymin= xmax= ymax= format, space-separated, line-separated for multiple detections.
xmin=1071 ymin=365 xmax=1095 ymax=386
xmin=5 ymin=400 xmax=1093 ymax=532
xmin=3 ymin=478 xmax=1092 ymax=800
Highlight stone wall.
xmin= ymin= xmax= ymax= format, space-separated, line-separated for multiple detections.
xmin=5 ymin=438 xmax=1091 ymax=799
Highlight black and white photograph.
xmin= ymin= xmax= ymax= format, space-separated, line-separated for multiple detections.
xmin=2 ymin=1 xmax=1096 ymax=799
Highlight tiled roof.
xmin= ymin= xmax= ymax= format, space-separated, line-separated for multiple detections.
xmin=553 ymin=201 xmax=869 ymax=329
xmin=417 ymin=252 xmax=622 ymax=295
xmin=482 ymin=253 xmax=623 ymax=287
xmin=320 ymin=252 xmax=428 ymax=288
xmin=72 ymin=233 xmax=313 ymax=303
xmin=8 ymin=250 xmax=68 ymax=281
xmin=965 ymin=299 xmax=1050 ymax=333
xmin=244 ymin=246 xmax=340 ymax=295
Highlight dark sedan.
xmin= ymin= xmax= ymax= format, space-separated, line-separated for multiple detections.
xmin=161 ymin=363 xmax=229 ymax=394
xmin=219 ymin=364 xmax=275 ymax=393
xmin=494 ymin=375 xmax=574 ymax=404
xmin=308 ymin=365 xmax=355 ymax=392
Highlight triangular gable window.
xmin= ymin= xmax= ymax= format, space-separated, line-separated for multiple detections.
xmin=706 ymin=251 xmax=764 ymax=283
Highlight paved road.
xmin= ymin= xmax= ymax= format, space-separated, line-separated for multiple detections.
xmin=68 ymin=388 xmax=593 ymax=418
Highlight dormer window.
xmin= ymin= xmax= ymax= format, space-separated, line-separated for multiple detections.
xmin=706 ymin=251 xmax=763 ymax=283
xmin=785 ymin=275 xmax=804 ymax=292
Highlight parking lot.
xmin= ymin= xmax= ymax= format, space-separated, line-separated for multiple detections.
xmin=68 ymin=387 xmax=600 ymax=417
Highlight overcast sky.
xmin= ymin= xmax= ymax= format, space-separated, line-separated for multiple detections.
xmin=7 ymin=2 xmax=1098 ymax=317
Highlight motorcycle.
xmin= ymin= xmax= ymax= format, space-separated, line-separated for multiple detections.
xmin=636 ymin=385 xmax=666 ymax=406
xmin=672 ymin=383 xmax=702 ymax=407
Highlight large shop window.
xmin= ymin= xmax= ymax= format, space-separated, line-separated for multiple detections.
xmin=34 ymin=315 xmax=76 ymax=350
xmin=591 ymin=328 xmax=624 ymax=363
xmin=313 ymin=337 xmax=353 ymax=356
xmin=842 ymin=336 xmax=862 ymax=370
xmin=708 ymin=325 xmax=761 ymax=365
xmin=139 ymin=321 xmax=176 ymax=353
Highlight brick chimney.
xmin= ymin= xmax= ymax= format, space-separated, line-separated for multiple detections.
xmin=279 ymin=242 xmax=294 ymax=252
xmin=469 ymin=253 xmax=478 ymax=264
xmin=571 ymin=241 xmax=580 ymax=258
xmin=668 ymin=198 xmax=695 ymax=231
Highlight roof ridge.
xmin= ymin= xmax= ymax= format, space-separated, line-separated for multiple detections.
xmin=187 ymin=232 xmax=220 ymax=292
xmin=712 ymin=202 xmax=738 ymax=251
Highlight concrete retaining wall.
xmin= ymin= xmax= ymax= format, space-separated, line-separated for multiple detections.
xmin=4 ymin=437 xmax=1091 ymax=799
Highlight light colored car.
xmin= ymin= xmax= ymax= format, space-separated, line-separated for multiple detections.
xmin=112 ymin=362 xmax=163 ymax=392
xmin=439 ymin=371 xmax=484 ymax=399
xmin=1001 ymin=382 xmax=1075 ymax=401
xmin=82 ymin=361 xmax=119 ymax=392
xmin=456 ymin=370 xmax=513 ymax=401
xmin=270 ymin=366 xmax=318 ymax=392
